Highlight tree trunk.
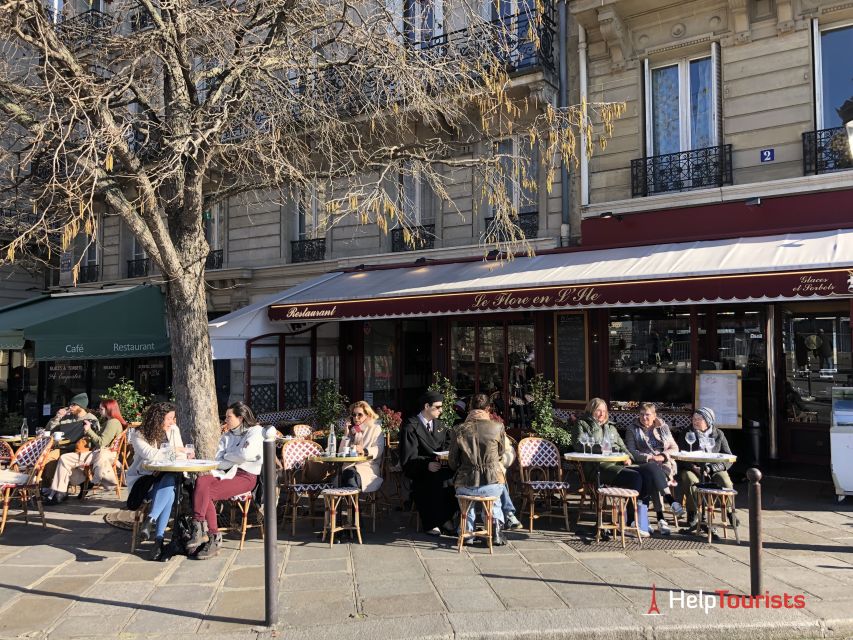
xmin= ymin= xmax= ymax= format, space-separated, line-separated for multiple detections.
xmin=164 ymin=272 xmax=220 ymax=459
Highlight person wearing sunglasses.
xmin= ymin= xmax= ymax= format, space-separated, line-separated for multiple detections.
xmin=338 ymin=401 xmax=385 ymax=492
xmin=399 ymin=390 xmax=458 ymax=536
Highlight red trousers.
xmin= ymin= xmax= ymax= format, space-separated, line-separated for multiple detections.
xmin=193 ymin=469 xmax=257 ymax=533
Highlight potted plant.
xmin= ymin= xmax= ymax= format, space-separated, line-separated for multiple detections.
xmin=313 ymin=379 xmax=348 ymax=437
xmin=428 ymin=372 xmax=459 ymax=426
xmin=103 ymin=378 xmax=150 ymax=426
xmin=378 ymin=405 xmax=402 ymax=435
xmin=529 ymin=374 xmax=571 ymax=451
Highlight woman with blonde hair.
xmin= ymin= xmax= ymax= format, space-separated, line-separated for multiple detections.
xmin=339 ymin=401 xmax=384 ymax=491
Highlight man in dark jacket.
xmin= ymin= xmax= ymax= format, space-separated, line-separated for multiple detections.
xmin=398 ymin=391 xmax=457 ymax=535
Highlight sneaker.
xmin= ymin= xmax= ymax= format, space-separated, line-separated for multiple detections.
xmin=629 ymin=522 xmax=650 ymax=538
xmin=670 ymin=501 xmax=684 ymax=516
xmin=505 ymin=513 xmax=523 ymax=530
xmin=425 ymin=527 xmax=442 ymax=537
xmin=657 ymin=519 xmax=671 ymax=536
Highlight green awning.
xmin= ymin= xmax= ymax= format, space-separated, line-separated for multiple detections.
xmin=0 ymin=285 xmax=170 ymax=360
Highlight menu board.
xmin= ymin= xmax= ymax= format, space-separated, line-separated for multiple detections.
xmin=555 ymin=312 xmax=587 ymax=402
xmin=695 ymin=370 xmax=742 ymax=429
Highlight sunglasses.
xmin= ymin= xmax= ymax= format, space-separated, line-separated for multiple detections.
xmin=431 ymin=404 xmax=443 ymax=409
xmin=351 ymin=412 xmax=365 ymax=418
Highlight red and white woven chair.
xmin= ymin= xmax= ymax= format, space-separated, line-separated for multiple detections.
xmin=228 ymin=490 xmax=264 ymax=549
xmin=281 ymin=439 xmax=331 ymax=535
xmin=292 ymin=424 xmax=313 ymax=439
xmin=1 ymin=436 xmax=54 ymax=535
xmin=518 ymin=437 xmax=571 ymax=532
xmin=83 ymin=429 xmax=129 ymax=499
xmin=0 ymin=440 xmax=14 ymax=469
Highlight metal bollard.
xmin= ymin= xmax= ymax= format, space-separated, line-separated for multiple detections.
xmin=748 ymin=467 xmax=763 ymax=596
xmin=263 ymin=427 xmax=278 ymax=627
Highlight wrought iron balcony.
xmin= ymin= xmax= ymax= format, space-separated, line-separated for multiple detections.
xmin=391 ymin=225 xmax=436 ymax=252
xmin=205 ymin=249 xmax=224 ymax=270
xmin=631 ymin=145 xmax=733 ymax=197
xmin=291 ymin=238 xmax=326 ymax=263
xmin=78 ymin=264 xmax=99 ymax=283
xmin=484 ymin=211 xmax=539 ymax=239
xmin=127 ymin=258 xmax=150 ymax=278
xmin=55 ymin=9 xmax=115 ymax=47
xmin=802 ymin=127 xmax=853 ymax=175
xmin=130 ymin=7 xmax=154 ymax=32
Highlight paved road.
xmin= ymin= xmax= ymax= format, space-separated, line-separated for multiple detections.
xmin=0 ymin=476 xmax=850 ymax=640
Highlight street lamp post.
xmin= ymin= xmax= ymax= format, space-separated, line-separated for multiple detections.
xmin=839 ymin=98 xmax=853 ymax=156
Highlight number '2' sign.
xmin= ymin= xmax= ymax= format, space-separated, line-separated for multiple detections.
xmin=760 ymin=149 xmax=775 ymax=162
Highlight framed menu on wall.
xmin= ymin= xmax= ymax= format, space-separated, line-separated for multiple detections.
xmin=554 ymin=312 xmax=588 ymax=403
xmin=695 ymin=370 xmax=743 ymax=429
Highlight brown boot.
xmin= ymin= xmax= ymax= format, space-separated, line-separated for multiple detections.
xmin=186 ymin=520 xmax=208 ymax=553
xmin=194 ymin=533 xmax=221 ymax=560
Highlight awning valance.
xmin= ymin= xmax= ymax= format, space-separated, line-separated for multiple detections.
xmin=264 ymin=230 xmax=853 ymax=321
xmin=0 ymin=285 xmax=170 ymax=360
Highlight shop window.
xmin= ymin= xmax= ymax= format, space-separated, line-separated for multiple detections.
xmin=608 ymin=310 xmax=692 ymax=404
xmin=782 ymin=310 xmax=852 ymax=425
xmin=451 ymin=322 xmax=476 ymax=400
xmin=363 ymin=321 xmax=396 ymax=408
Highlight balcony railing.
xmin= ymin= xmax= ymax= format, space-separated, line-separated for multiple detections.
xmin=391 ymin=225 xmax=436 ymax=252
xmin=291 ymin=238 xmax=326 ymax=263
xmin=78 ymin=264 xmax=99 ymax=283
xmin=55 ymin=9 xmax=115 ymax=47
xmin=484 ymin=211 xmax=539 ymax=239
xmin=205 ymin=249 xmax=223 ymax=270
xmin=803 ymin=127 xmax=853 ymax=175
xmin=130 ymin=7 xmax=154 ymax=32
xmin=127 ymin=258 xmax=150 ymax=278
xmin=631 ymin=145 xmax=733 ymax=197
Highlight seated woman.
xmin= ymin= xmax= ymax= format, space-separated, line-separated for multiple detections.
xmin=449 ymin=393 xmax=507 ymax=546
xmin=679 ymin=407 xmax=735 ymax=533
xmin=45 ymin=398 xmax=125 ymax=504
xmin=125 ymin=402 xmax=184 ymax=561
xmin=339 ymin=401 xmax=385 ymax=493
xmin=570 ymin=398 xmax=644 ymax=533
xmin=624 ymin=402 xmax=684 ymax=535
xmin=186 ymin=401 xmax=264 ymax=559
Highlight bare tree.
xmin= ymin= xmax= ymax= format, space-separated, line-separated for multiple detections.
xmin=0 ymin=0 xmax=623 ymax=455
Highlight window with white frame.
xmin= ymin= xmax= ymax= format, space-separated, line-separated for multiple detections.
xmin=204 ymin=202 xmax=222 ymax=250
xmin=404 ymin=0 xmax=442 ymax=46
xmin=494 ymin=135 xmax=538 ymax=215
xmin=644 ymin=45 xmax=720 ymax=156
xmin=131 ymin=233 xmax=146 ymax=261
xmin=83 ymin=234 xmax=98 ymax=267
xmin=296 ymin=186 xmax=326 ymax=240
xmin=814 ymin=22 xmax=853 ymax=129
xmin=397 ymin=162 xmax=435 ymax=225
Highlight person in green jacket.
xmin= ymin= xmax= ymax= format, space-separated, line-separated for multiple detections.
xmin=569 ymin=398 xmax=645 ymax=533
xmin=45 ymin=397 xmax=125 ymax=504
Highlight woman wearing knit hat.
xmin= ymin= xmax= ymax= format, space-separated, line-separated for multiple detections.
xmin=679 ymin=407 xmax=735 ymax=535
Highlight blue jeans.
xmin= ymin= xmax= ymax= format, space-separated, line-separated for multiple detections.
xmin=456 ymin=484 xmax=505 ymax=531
xmin=500 ymin=484 xmax=516 ymax=516
xmin=147 ymin=473 xmax=179 ymax=540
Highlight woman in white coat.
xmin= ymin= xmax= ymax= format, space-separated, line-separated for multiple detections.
xmin=339 ymin=401 xmax=384 ymax=492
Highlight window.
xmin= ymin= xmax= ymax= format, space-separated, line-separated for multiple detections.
xmin=83 ymin=235 xmax=98 ymax=267
xmin=644 ymin=46 xmax=719 ymax=155
xmin=204 ymin=202 xmax=222 ymax=250
xmin=815 ymin=24 xmax=853 ymax=129
xmin=404 ymin=0 xmax=442 ymax=46
xmin=494 ymin=135 xmax=538 ymax=215
xmin=296 ymin=186 xmax=326 ymax=241
xmin=398 ymin=162 xmax=434 ymax=225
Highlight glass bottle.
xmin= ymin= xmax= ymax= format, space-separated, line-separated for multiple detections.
xmin=20 ymin=418 xmax=29 ymax=441
xmin=327 ymin=425 xmax=337 ymax=456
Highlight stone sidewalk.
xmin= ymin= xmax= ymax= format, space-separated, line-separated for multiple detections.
xmin=0 ymin=476 xmax=851 ymax=640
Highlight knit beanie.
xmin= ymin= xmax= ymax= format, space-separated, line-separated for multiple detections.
xmin=695 ymin=407 xmax=716 ymax=430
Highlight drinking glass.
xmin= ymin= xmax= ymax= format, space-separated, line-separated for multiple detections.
xmin=185 ymin=443 xmax=195 ymax=460
xmin=685 ymin=431 xmax=696 ymax=452
xmin=601 ymin=437 xmax=612 ymax=455
xmin=159 ymin=442 xmax=174 ymax=462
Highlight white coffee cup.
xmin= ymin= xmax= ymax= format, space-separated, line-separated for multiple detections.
xmin=341 ymin=446 xmax=351 ymax=456
xmin=53 ymin=431 xmax=64 ymax=441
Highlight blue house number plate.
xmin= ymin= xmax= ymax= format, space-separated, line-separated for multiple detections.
xmin=760 ymin=149 xmax=775 ymax=162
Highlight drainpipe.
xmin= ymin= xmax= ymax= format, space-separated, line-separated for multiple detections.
xmin=558 ymin=0 xmax=571 ymax=246
xmin=578 ymin=24 xmax=589 ymax=209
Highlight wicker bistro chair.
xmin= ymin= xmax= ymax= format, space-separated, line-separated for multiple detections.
xmin=227 ymin=491 xmax=264 ymax=549
xmin=517 ymin=437 xmax=571 ymax=532
xmin=0 ymin=440 xmax=14 ymax=469
xmin=1 ymin=436 xmax=54 ymax=535
xmin=281 ymin=439 xmax=331 ymax=535
xmin=292 ymin=424 xmax=313 ymax=439
xmin=82 ymin=429 xmax=129 ymax=499
xmin=696 ymin=486 xmax=739 ymax=544
xmin=596 ymin=486 xmax=642 ymax=549
xmin=321 ymin=487 xmax=362 ymax=547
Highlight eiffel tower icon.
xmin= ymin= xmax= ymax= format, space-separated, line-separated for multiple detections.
xmin=645 ymin=583 xmax=662 ymax=615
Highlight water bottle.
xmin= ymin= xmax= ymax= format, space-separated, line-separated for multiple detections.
xmin=602 ymin=432 xmax=612 ymax=455
xmin=327 ymin=426 xmax=337 ymax=456
xmin=20 ymin=419 xmax=29 ymax=441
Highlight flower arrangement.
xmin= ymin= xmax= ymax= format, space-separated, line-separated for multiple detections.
xmin=379 ymin=405 xmax=402 ymax=433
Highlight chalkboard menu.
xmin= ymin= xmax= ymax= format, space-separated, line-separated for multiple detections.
xmin=556 ymin=313 xmax=587 ymax=402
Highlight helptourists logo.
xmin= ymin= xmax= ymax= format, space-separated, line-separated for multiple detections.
xmin=644 ymin=585 xmax=807 ymax=615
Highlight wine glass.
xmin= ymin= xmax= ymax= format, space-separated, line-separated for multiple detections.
xmin=185 ymin=443 xmax=195 ymax=460
xmin=685 ymin=431 xmax=696 ymax=452
xmin=579 ymin=433 xmax=589 ymax=454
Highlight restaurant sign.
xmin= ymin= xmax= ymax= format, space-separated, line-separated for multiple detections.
xmin=268 ymin=268 xmax=853 ymax=321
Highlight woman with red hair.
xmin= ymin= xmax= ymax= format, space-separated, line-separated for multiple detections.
xmin=45 ymin=397 xmax=125 ymax=503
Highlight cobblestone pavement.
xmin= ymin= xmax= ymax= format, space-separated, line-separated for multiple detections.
xmin=0 ymin=476 xmax=850 ymax=640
